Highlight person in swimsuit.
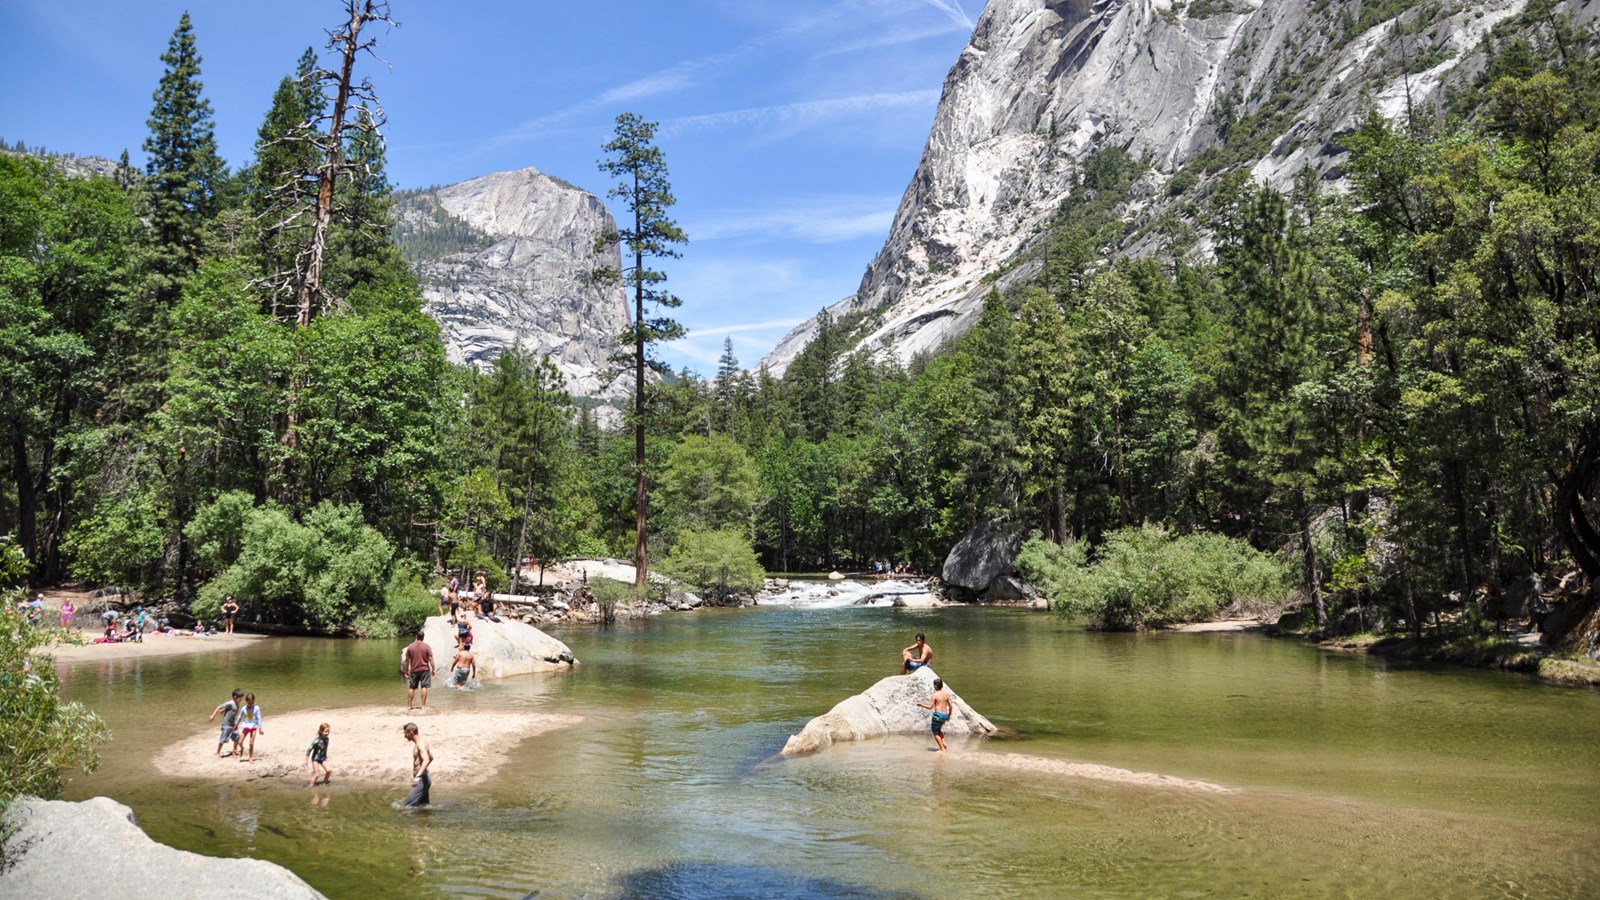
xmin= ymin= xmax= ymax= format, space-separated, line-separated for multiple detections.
xmin=403 ymin=632 xmax=436 ymax=710
xmin=398 ymin=723 xmax=432 ymax=808
xmin=446 ymin=575 xmax=461 ymax=621
xmin=306 ymin=723 xmax=332 ymax=786
xmin=58 ymin=598 xmax=74 ymax=631
xmin=473 ymin=573 xmax=494 ymax=620
xmin=209 ymin=689 xmax=245 ymax=758
xmin=438 ymin=583 xmax=452 ymax=620
xmin=456 ymin=618 xmax=472 ymax=652
xmin=221 ymin=596 xmax=239 ymax=633
xmin=450 ymin=646 xmax=476 ymax=688
xmin=916 ymin=678 xmax=953 ymax=752
xmin=238 ymin=692 xmax=264 ymax=762
xmin=901 ymin=633 xmax=933 ymax=673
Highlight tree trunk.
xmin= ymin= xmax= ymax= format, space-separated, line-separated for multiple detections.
xmin=1300 ymin=497 xmax=1325 ymax=631
xmin=633 ymin=169 xmax=648 ymax=589
xmin=7 ymin=405 xmax=38 ymax=582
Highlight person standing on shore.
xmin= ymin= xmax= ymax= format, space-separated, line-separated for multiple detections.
xmin=221 ymin=596 xmax=239 ymax=634
xmin=398 ymin=723 xmax=432 ymax=808
xmin=58 ymin=599 xmax=74 ymax=631
xmin=916 ymin=678 xmax=953 ymax=753
xmin=403 ymin=631 xmax=436 ymax=710
xmin=209 ymin=689 xmax=244 ymax=758
xmin=305 ymin=723 xmax=331 ymax=787
xmin=238 ymin=693 xmax=264 ymax=762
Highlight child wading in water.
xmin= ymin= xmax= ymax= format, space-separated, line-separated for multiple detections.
xmin=916 ymin=678 xmax=953 ymax=752
xmin=238 ymin=693 xmax=264 ymax=762
xmin=306 ymin=723 xmax=332 ymax=786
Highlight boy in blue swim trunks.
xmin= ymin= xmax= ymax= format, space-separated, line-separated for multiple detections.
xmin=900 ymin=633 xmax=933 ymax=673
xmin=916 ymin=678 xmax=952 ymax=752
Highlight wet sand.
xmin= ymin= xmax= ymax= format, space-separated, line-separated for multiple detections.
xmin=963 ymin=751 xmax=1236 ymax=793
xmin=158 ymin=706 xmax=581 ymax=786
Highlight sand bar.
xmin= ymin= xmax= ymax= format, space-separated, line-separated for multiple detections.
xmin=43 ymin=632 xmax=271 ymax=664
xmin=159 ymin=705 xmax=580 ymax=786
xmin=964 ymin=751 xmax=1235 ymax=793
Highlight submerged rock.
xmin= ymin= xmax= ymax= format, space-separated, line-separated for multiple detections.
xmin=781 ymin=666 xmax=995 ymax=756
xmin=1 ymin=797 xmax=323 ymax=898
xmin=423 ymin=614 xmax=576 ymax=680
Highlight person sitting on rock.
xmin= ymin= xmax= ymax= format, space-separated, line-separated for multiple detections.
xmin=901 ymin=633 xmax=933 ymax=673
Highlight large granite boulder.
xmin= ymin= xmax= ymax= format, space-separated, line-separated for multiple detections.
xmin=1 ymin=797 xmax=322 ymax=898
xmin=782 ymin=666 xmax=995 ymax=756
xmin=422 ymin=614 xmax=575 ymax=680
xmin=941 ymin=519 xmax=1023 ymax=597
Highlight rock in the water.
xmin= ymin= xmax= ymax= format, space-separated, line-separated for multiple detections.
xmin=1 ymin=796 xmax=323 ymax=898
xmin=941 ymin=520 xmax=1022 ymax=596
xmin=827 ymin=571 xmax=845 ymax=581
xmin=423 ymin=615 xmax=575 ymax=679
xmin=891 ymin=592 xmax=945 ymax=608
xmin=982 ymin=574 xmax=1036 ymax=602
xmin=782 ymin=667 xmax=995 ymax=756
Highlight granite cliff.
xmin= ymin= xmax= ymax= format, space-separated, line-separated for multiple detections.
xmin=764 ymin=0 xmax=1572 ymax=374
xmin=393 ymin=167 xmax=630 ymax=401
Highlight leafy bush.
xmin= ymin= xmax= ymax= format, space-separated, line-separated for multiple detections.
xmin=660 ymin=527 xmax=766 ymax=605
xmin=187 ymin=495 xmax=418 ymax=630
xmin=1017 ymin=526 xmax=1291 ymax=629
xmin=0 ymin=591 xmax=110 ymax=806
xmin=588 ymin=576 xmax=638 ymax=627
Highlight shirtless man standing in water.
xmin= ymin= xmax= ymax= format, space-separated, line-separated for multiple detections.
xmin=399 ymin=723 xmax=432 ymax=807
xmin=916 ymin=678 xmax=953 ymax=752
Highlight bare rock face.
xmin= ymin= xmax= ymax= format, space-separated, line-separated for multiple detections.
xmin=393 ymin=168 xmax=631 ymax=402
xmin=421 ymin=614 xmax=576 ymax=679
xmin=762 ymin=0 xmax=1546 ymax=375
xmin=1 ymin=797 xmax=323 ymax=898
xmin=781 ymin=666 xmax=995 ymax=756
xmin=942 ymin=519 xmax=1024 ymax=598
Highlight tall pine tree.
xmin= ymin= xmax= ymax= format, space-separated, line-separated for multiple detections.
xmin=142 ymin=12 xmax=223 ymax=304
xmin=597 ymin=112 xmax=688 ymax=587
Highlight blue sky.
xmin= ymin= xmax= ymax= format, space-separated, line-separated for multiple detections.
xmin=0 ymin=0 xmax=982 ymax=373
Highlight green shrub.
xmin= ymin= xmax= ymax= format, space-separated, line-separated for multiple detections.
xmin=660 ymin=526 xmax=765 ymax=605
xmin=187 ymin=496 xmax=409 ymax=630
xmin=0 ymin=599 xmax=111 ymax=806
xmin=1017 ymin=526 xmax=1291 ymax=629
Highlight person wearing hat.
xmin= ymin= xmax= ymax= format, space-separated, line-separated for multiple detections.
xmin=221 ymin=595 xmax=240 ymax=634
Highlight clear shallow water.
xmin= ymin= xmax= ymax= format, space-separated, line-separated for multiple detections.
xmin=58 ymin=607 xmax=1600 ymax=898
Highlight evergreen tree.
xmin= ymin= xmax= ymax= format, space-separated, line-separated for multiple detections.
xmin=597 ymin=112 xmax=688 ymax=587
xmin=142 ymin=12 xmax=224 ymax=304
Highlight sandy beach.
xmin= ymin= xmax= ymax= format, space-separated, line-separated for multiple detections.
xmin=158 ymin=705 xmax=582 ymax=786
xmin=43 ymin=632 xmax=270 ymax=664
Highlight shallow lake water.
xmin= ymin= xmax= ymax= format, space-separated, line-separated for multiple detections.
xmin=58 ymin=604 xmax=1600 ymax=898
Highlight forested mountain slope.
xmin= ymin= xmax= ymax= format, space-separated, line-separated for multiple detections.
xmin=763 ymin=0 xmax=1581 ymax=373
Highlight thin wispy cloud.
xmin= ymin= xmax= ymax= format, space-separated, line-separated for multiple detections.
xmin=690 ymin=196 xmax=898 ymax=244
xmin=687 ymin=317 xmax=810 ymax=336
xmin=665 ymin=90 xmax=940 ymax=135
xmin=819 ymin=23 xmax=967 ymax=58
xmin=918 ymin=0 xmax=974 ymax=30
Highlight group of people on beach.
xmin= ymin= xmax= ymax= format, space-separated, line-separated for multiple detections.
xmin=203 ymin=686 xmax=432 ymax=803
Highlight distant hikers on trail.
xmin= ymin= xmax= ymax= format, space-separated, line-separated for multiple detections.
xmin=901 ymin=633 xmax=933 ymax=673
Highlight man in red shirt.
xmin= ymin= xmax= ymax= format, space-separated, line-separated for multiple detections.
xmin=402 ymin=631 xmax=436 ymax=710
